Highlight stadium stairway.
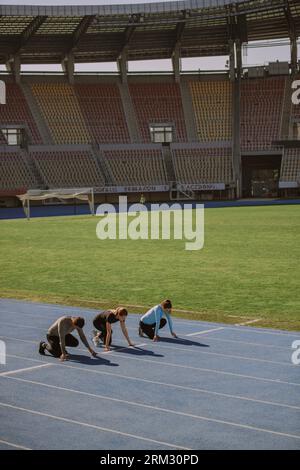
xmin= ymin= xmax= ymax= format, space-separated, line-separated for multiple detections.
xmin=180 ymin=82 xmax=199 ymax=142
xmin=21 ymin=83 xmax=54 ymax=145
xmin=20 ymin=149 xmax=46 ymax=189
xmin=91 ymin=144 xmax=114 ymax=185
xmin=117 ymin=82 xmax=141 ymax=143
xmin=162 ymin=145 xmax=176 ymax=183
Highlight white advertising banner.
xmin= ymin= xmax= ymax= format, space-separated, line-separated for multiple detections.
xmin=177 ymin=183 xmax=226 ymax=191
xmin=95 ymin=185 xmax=170 ymax=193
xmin=279 ymin=181 xmax=299 ymax=189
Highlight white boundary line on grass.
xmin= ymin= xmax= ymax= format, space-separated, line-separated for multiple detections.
xmin=235 ymin=319 xmax=261 ymax=326
xmin=2 ymin=336 xmax=300 ymax=387
xmin=2 ymin=352 xmax=300 ymax=409
xmin=1 ymin=386 xmax=300 ymax=442
xmin=0 ymin=363 xmax=53 ymax=377
xmin=0 ymin=402 xmax=190 ymax=450
xmin=0 ymin=438 xmax=31 ymax=450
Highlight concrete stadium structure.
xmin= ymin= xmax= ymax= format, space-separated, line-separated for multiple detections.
xmin=0 ymin=0 xmax=300 ymax=205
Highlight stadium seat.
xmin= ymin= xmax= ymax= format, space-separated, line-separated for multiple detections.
xmin=75 ymin=84 xmax=130 ymax=143
xmin=102 ymin=148 xmax=167 ymax=185
xmin=0 ymin=84 xmax=42 ymax=144
xmin=189 ymin=80 xmax=232 ymax=142
xmin=31 ymin=83 xmax=92 ymax=144
xmin=129 ymin=83 xmax=187 ymax=142
xmin=171 ymin=147 xmax=233 ymax=184
xmin=0 ymin=149 xmax=37 ymax=194
xmin=240 ymin=77 xmax=285 ymax=151
xmin=30 ymin=149 xmax=105 ymax=188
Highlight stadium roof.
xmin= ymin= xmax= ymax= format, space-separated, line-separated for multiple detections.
xmin=0 ymin=0 xmax=299 ymax=64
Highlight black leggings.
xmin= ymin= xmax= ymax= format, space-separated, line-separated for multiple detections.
xmin=93 ymin=318 xmax=112 ymax=346
xmin=139 ymin=318 xmax=167 ymax=339
xmin=45 ymin=334 xmax=79 ymax=358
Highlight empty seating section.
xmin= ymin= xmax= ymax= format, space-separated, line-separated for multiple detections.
xmin=241 ymin=77 xmax=285 ymax=151
xmin=102 ymin=149 xmax=167 ymax=185
xmin=172 ymin=148 xmax=233 ymax=183
xmin=281 ymin=148 xmax=300 ymax=181
xmin=0 ymin=150 xmax=36 ymax=193
xmin=129 ymin=83 xmax=187 ymax=142
xmin=76 ymin=84 xmax=130 ymax=143
xmin=0 ymin=84 xmax=42 ymax=144
xmin=31 ymin=150 xmax=105 ymax=188
xmin=189 ymin=81 xmax=232 ymax=142
xmin=31 ymin=83 xmax=91 ymax=144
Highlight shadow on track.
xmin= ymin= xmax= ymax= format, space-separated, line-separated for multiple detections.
xmin=110 ymin=345 xmax=164 ymax=358
xmin=65 ymin=353 xmax=119 ymax=367
xmin=158 ymin=337 xmax=209 ymax=347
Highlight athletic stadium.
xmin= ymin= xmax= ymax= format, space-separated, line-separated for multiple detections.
xmin=0 ymin=0 xmax=300 ymax=452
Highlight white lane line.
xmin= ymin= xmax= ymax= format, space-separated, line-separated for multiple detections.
xmin=4 ymin=371 xmax=300 ymax=413
xmin=0 ymin=438 xmax=31 ymax=450
xmin=0 ymin=321 xmax=45 ymax=330
xmin=105 ymin=350 xmax=300 ymax=387
xmin=228 ymin=326 xmax=300 ymax=338
xmin=3 ymin=338 xmax=300 ymax=387
xmin=0 ymin=327 xmax=291 ymax=353
xmin=3 ymin=353 xmax=300 ymax=409
xmin=1 ymin=306 xmax=299 ymax=338
xmin=144 ymin=342 xmax=293 ymax=367
xmin=0 ymin=402 xmax=189 ymax=450
xmin=236 ymin=319 xmax=261 ymax=327
xmin=193 ymin=335 xmax=291 ymax=350
xmin=0 ymin=363 xmax=53 ymax=377
xmin=0 ymin=335 xmax=36 ymax=344
xmin=1 ymin=386 xmax=300 ymax=442
xmin=103 ymin=343 xmax=147 ymax=354
xmin=0 ymin=332 xmax=292 ymax=368
xmin=186 ymin=327 xmax=225 ymax=336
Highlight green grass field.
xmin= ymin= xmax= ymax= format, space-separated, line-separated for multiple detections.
xmin=0 ymin=205 xmax=299 ymax=330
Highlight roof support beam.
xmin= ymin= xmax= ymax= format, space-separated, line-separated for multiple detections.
xmin=118 ymin=25 xmax=136 ymax=58
xmin=172 ymin=44 xmax=181 ymax=83
xmin=6 ymin=54 xmax=21 ymax=84
xmin=171 ymin=12 xmax=186 ymax=83
xmin=284 ymin=3 xmax=298 ymax=75
xmin=67 ymin=15 xmax=95 ymax=54
xmin=117 ymin=22 xmax=138 ymax=84
xmin=117 ymin=50 xmax=128 ymax=84
xmin=61 ymin=52 xmax=74 ymax=84
xmin=15 ymin=16 xmax=47 ymax=55
xmin=61 ymin=16 xmax=95 ymax=83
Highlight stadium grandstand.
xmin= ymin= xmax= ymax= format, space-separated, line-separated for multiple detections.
xmin=0 ymin=0 xmax=300 ymax=209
